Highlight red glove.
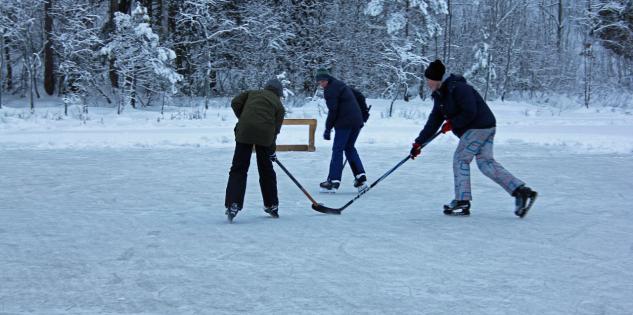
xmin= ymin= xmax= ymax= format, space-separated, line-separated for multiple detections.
xmin=441 ymin=120 xmax=452 ymax=134
xmin=410 ymin=142 xmax=422 ymax=159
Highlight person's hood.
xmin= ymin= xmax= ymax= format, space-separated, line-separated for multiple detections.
xmin=443 ymin=73 xmax=466 ymax=85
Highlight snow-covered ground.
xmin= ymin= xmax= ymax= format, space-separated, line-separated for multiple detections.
xmin=1 ymin=97 xmax=633 ymax=314
xmin=1 ymin=96 xmax=633 ymax=154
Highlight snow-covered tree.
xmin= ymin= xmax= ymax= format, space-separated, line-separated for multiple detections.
xmin=172 ymin=0 xmax=248 ymax=107
xmin=100 ymin=5 xmax=181 ymax=114
xmin=51 ymin=0 xmax=106 ymax=115
xmin=365 ymin=0 xmax=447 ymax=116
xmin=0 ymin=0 xmax=45 ymax=112
xmin=1 ymin=0 xmax=631 ymax=110
xmin=592 ymin=1 xmax=633 ymax=59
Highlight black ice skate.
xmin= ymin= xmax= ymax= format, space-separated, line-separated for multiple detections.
xmin=264 ymin=205 xmax=279 ymax=218
xmin=353 ymin=173 xmax=368 ymax=191
xmin=226 ymin=203 xmax=241 ymax=223
xmin=319 ymin=180 xmax=340 ymax=193
xmin=443 ymin=200 xmax=471 ymax=216
xmin=513 ymin=186 xmax=538 ymax=218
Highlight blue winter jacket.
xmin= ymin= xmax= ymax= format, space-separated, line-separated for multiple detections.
xmin=415 ymin=74 xmax=496 ymax=144
xmin=323 ymin=76 xmax=364 ymax=130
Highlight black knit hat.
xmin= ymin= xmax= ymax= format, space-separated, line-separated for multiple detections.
xmin=315 ymin=68 xmax=331 ymax=82
xmin=424 ymin=59 xmax=446 ymax=81
xmin=264 ymin=78 xmax=283 ymax=97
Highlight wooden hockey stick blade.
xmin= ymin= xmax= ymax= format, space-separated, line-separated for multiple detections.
xmin=311 ymin=203 xmax=342 ymax=215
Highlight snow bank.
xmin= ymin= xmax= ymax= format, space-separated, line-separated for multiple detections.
xmin=1 ymin=96 xmax=632 ymax=154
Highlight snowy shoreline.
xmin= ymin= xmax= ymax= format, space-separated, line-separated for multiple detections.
xmin=1 ymin=97 xmax=632 ymax=154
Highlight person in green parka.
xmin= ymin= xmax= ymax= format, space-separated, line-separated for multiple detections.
xmin=225 ymin=78 xmax=285 ymax=223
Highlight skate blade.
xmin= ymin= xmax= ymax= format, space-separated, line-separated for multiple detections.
xmin=443 ymin=205 xmax=470 ymax=216
xmin=443 ymin=210 xmax=470 ymax=216
xmin=319 ymin=188 xmax=338 ymax=194
xmin=516 ymin=192 xmax=538 ymax=218
xmin=265 ymin=211 xmax=279 ymax=218
xmin=356 ymin=184 xmax=368 ymax=192
xmin=226 ymin=211 xmax=236 ymax=223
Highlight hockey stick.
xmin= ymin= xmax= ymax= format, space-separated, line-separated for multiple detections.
xmin=312 ymin=129 xmax=445 ymax=214
xmin=274 ymin=158 xmax=338 ymax=214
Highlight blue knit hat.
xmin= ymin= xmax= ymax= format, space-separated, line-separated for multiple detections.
xmin=315 ymin=68 xmax=331 ymax=82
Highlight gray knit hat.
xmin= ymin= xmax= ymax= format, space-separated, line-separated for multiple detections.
xmin=264 ymin=78 xmax=283 ymax=97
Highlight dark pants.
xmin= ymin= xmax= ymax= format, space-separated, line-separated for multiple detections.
xmin=328 ymin=127 xmax=365 ymax=181
xmin=225 ymin=142 xmax=278 ymax=209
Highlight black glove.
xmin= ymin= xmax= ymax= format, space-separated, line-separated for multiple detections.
xmin=323 ymin=129 xmax=331 ymax=140
xmin=270 ymin=152 xmax=277 ymax=162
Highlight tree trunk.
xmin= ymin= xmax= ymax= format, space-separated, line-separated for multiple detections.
xmin=27 ymin=27 xmax=40 ymax=101
xmin=44 ymin=0 xmax=55 ymax=95
xmin=404 ymin=0 xmax=410 ymax=38
xmin=388 ymin=84 xmax=402 ymax=118
xmin=557 ymin=0 xmax=563 ymax=54
xmin=433 ymin=34 xmax=439 ymax=59
xmin=169 ymin=1 xmax=189 ymax=90
xmin=501 ymin=33 xmax=515 ymax=102
xmin=33 ymin=60 xmax=41 ymax=99
xmin=160 ymin=91 xmax=165 ymax=115
xmin=584 ymin=0 xmax=593 ymax=108
xmin=204 ymin=55 xmax=210 ymax=110
xmin=117 ymin=88 xmax=123 ymax=114
xmin=0 ymin=35 xmax=4 ymax=109
xmin=108 ymin=0 xmax=119 ymax=88
xmin=484 ymin=53 xmax=492 ymax=101
xmin=159 ymin=0 xmax=168 ymax=38
xmin=25 ymin=55 xmax=34 ymax=112
xmin=119 ymin=0 xmax=132 ymax=14
xmin=5 ymin=40 xmax=12 ymax=91
xmin=129 ymin=74 xmax=136 ymax=109
xmin=443 ymin=0 xmax=453 ymax=64
xmin=20 ymin=58 xmax=27 ymax=98
xmin=57 ymin=74 xmax=63 ymax=95
xmin=584 ymin=43 xmax=593 ymax=108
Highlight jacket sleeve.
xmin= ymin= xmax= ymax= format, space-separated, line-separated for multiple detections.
xmin=231 ymin=91 xmax=249 ymax=118
xmin=324 ymin=84 xmax=341 ymax=131
xmin=415 ymin=104 xmax=443 ymax=145
xmin=450 ymin=84 xmax=477 ymax=130
xmin=275 ymin=101 xmax=285 ymax=135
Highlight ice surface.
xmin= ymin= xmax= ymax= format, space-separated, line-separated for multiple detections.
xmin=1 ymin=97 xmax=632 ymax=313
xmin=1 ymin=144 xmax=632 ymax=314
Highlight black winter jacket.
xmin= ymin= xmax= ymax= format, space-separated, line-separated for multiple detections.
xmin=415 ymin=75 xmax=496 ymax=144
xmin=323 ymin=77 xmax=364 ymax=130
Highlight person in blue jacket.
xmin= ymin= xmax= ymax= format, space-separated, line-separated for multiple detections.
xmin=316 ymin=68 xmax=368 ymax=192
xmin=410 ymin=60 xmax=537 ymax=217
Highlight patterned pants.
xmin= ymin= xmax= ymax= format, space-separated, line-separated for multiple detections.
xmin=453 ymin=128 xmax=524 ymax=200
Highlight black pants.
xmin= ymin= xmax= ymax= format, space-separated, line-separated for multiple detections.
xmin=225 ymin=142 xmax=278 ymax=209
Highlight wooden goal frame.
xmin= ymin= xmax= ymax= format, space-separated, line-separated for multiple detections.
xmin=276 ymin=119 xmax=317 ymax=152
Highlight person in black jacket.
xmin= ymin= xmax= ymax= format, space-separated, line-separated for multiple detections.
xmin=410 ymin=60 xmax=537 ymax=217
xmin=316 ymin=68 xmax=368 ymax=192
